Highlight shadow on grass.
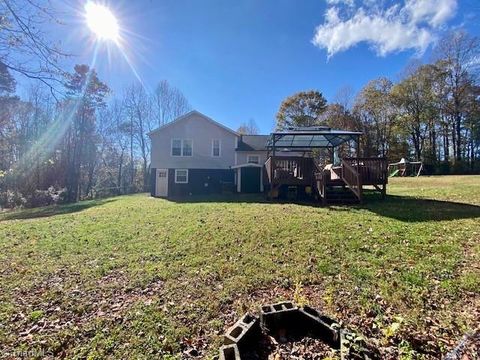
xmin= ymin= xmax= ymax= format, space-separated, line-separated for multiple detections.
xmin=166 ymin=193 xmax=322 ymax=207
xmin=357 ymin=192 xmax=480 ymax=222
xmin=0 ymin=198 xmax=117 ymax=221
xmin=167 ymin=192 xmax=480 ymax=222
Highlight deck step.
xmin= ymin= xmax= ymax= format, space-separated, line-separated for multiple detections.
xmin=324 ymin=186 xmax=359 ymax=204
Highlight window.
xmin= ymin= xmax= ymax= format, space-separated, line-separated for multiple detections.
xmin=171 ymin=139 xmax=192 ymax=156
xmin=182 ymin=139 xmax=192 ymax=156
xmin=171 ymin=139 xmax=182 ymax=156
xmin=247 ymin=155 xmax=260 ymax=164
xmin=212 ymin=139 xmax=221 ymax=157
xmin=175 ymin=169 xmax=188 ymax=183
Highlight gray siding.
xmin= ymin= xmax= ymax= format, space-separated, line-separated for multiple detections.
xmin=236 ymin=151 xmax=268 ymax=166
xmin=235 ymin=151 xmax=301 ymax=166
xmin=150 ymin=112 xmax=238 ymax=169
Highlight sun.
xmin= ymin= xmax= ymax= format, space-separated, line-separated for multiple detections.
xmin=84 ymin=2 xmax=119 ymax=42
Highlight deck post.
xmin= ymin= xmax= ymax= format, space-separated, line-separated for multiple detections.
xmin=270 ymin=135 xmax=276 ymax=198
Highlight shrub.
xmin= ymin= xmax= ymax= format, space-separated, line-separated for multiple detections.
xmin=25 ymin=187 xmax=67 ymax=208
xmin=0 ymin=190 xmax=27 ymax=209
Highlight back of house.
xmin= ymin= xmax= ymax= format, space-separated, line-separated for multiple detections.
xmin=149 ymin=110 xmax=268 ymax=197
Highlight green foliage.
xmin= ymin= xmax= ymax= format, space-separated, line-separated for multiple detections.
xmin=29 ymin=310 xmax=44 ymax=322
xmin=293 ymin=282 xmax=308 ymax=307
xmin=276 ymin=90 xmax=327 ymax=129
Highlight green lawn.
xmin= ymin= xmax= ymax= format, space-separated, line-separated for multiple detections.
xmin=1 ymin=176 xmax=479 ymax=359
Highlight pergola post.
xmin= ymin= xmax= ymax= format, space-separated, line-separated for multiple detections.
xmin=271 ymin=135 xmax=276 ymax=188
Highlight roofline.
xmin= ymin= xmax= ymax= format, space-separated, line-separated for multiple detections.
xmin=148 ymin=110 xmax=239 ymax=137
xmin=230 ymin=163 xmax=264 ymax=169
xmin=270 ymin=131 xmax=363 ymax=136
xmin=235 ymin=149 xmax=267 ymax=152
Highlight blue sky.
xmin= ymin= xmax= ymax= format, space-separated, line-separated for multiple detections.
xmin=18 ymin=0 xmax=480 ymax=133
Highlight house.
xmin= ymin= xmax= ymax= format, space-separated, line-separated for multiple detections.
xmin=148 ymin=110 xmax=268 ymax=197
xmin=149 ymin=110 xmax=389 ymax=203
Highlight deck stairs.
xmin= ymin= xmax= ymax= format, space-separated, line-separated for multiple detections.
xmin=323 ymin=184 xmax=359 ymax=204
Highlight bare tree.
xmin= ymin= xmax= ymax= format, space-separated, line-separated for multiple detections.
xmin=434 ymin=31 xmax=480 ymax=162
xmin=333 ymin=85 xmax=355 ymax=111
xmin=237 ymin=118 xmax=259 ymax=135
xmin=152 ymin=80 xmax=191 ymax=126
xmin=0 ymin=0 xmax=68 ymax=96
xmin=124 ymin=83 xmax=154 ymax=191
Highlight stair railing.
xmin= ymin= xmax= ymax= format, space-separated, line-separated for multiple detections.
xmin=313 ymin=162 xmax=327 ymax=204
xmin=341 ymin=159 xmax=362 ymax=202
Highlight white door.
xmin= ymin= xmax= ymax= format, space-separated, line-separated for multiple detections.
xmin=156 ymin=169 xmax=168 ymax=197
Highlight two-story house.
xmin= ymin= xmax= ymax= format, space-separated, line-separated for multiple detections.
xmin=149 ymin=110 xmax=389 ymax=203
xmin=148 ymin=110 xmax=268 ymax=197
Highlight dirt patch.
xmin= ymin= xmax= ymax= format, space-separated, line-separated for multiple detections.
xmin=2 ymin=269 xmax=164 ymax=355
xmin=207 ymin=283 xmax=479 ymax=360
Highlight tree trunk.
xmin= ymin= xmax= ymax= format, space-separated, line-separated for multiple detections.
xmin=444 ymin=124 xmax=449 ymax=161
xmin=117 ymin=149 xmax=124 ymax=195
xmin=455 ymin=114 xmax=462 ymax=162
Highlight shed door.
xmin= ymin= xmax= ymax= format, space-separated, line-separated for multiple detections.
xmin=241 ymin=167 xmax=261 ymax=193
xmin=156 ymin=169 xmax=168 ymax=197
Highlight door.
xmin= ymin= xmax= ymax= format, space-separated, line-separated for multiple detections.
xmin=241 ymin=167 xmax=261 ymax=193
xmin=156 ymin=169 xmax=168 ymax=197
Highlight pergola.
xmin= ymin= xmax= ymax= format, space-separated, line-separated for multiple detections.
xmin=266 ymin=126 xmax=362 ymax=158
xmin=264 ymin=127 xmax=388 ymax=204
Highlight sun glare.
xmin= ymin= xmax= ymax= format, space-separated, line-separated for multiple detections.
xmin=85 ymin=2 xmax=119 ymax=42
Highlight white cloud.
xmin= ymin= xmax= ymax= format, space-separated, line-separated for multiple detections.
xmin=313 ymin=0 xmax=458 ymax=58
xmin=326 ymin=0 xmax=355 ymax=7
xmin=404 ymin=0 xmax=457 ymax=27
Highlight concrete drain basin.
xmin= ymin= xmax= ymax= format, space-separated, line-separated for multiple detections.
xmin=219 ymin=302 xmax=374 ymax=360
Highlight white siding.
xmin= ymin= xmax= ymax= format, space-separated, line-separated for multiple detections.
xmin=150 ymin=113 xmax=238 ymax=169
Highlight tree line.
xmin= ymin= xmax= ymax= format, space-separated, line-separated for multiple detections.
xmin=0 ymin=64 xmax=190 ymax=208
xmin=276 ymin=31 xmax=480 ymax=174
xmin=1 ymin=0 xmax=479 ymax=209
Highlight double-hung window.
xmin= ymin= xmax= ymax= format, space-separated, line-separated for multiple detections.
xmin=247 ymin=155 xmax=260 ymax=164
xmin=175 ymin=169 xmax=188 ymax=183
xmin=212 ymin=139 xmax=221 ymax=157
xmin=171 ymin=139 xmax=182 ymax=156
xmin=171 ymin=139 xmax=192 ymax=156
xmin=182 ymin=139 xmax=192 ymax=156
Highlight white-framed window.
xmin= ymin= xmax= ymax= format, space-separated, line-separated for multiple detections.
xmin=175 ymin=169 xmax=189 ymax=183
xmin=212 ymin=139 xmax=221 ymax=157
xmin=171 ymin=139 xmax=193 ymax=157
xmin=171 ymin=139 xmax=182 ymax=156
xmin=247 ymin=154 xmax=260 ymax=164
xmin=182 ymin=139 xmax=192 ymax=156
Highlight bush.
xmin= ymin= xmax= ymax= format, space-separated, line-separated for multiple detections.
xmin=450 ymin=160 xmax=468 ymax=174
xmin=0 ymin=190 xmax=27 ymax=209
xmin=25 ymin=187 xmax=67 ymax=208
xmin=436 ymin=161 xmax=450 ymax=175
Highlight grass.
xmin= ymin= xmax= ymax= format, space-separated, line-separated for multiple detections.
xmin=0 ymin=176 xmax=479 ymax=359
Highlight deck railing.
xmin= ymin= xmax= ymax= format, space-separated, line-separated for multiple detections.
xmin=343 ymin=157 xmax=388 ymax=185
xmin=341 ymin=159 xmax=362 ymax=201
xmin=265 ymin=156 xmax=314 ymax=185
xmin=265 ymin=156 xmax=388 ymax=203
xmin=314 ymin=169 xmax=327 ymax=204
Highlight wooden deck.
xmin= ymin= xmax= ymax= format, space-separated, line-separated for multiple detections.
xmin=265 ymin=156 xmax=388 ymax=204
xmin=265 ymin=156 xmax=315 ymax=186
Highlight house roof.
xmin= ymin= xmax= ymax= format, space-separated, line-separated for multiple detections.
xmin=147 ymin=110 xmax=239 ymax=137
xmin=236 ymin=135 xmax=269 ymax=151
